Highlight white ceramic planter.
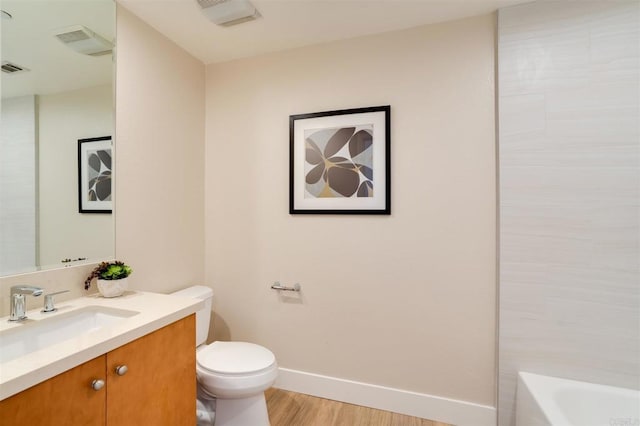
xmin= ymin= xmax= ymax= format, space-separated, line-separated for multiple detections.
xmin=97 ymin=277 xmax=128 ymax=298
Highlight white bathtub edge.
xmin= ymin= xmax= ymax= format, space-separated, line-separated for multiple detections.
xmin=516 ymin=371 xmax=640 ymax=426
xmin=517 ymin=372 xmax=553 ymax=426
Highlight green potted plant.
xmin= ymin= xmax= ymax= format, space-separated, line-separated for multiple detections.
xmin=85 ymin=261 xmax=133 ymax=297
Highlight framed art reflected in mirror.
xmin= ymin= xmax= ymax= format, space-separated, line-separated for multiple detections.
xmin=78 ymin=136 xmax=112 ymax=214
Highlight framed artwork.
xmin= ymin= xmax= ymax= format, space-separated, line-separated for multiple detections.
xmin=289 ymin=105 xmax=390 ymax=214
xmin=78 ymin=136 xmax=112 ymax=213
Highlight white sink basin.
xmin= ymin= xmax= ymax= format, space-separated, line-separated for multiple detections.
xmin=0 ymin=306 xmax=139 ymax=363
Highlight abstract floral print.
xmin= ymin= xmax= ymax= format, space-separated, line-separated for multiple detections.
xmin=87 ymin=149 xmax=112 ymax=201
xmin=304 ymin=125 xmax=374 ymax=198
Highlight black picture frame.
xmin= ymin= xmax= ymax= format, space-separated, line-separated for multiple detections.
xmin=289 ymin=105 xmax=391 ymax=214
xmin=78 ymin=136 xmax=112 ymax=214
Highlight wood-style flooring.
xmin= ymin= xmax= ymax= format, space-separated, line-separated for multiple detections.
xmin=265 ymin=388 xmax=452 ymax=426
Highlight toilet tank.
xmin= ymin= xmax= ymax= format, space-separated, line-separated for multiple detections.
xmin=171 ymin=285 xmax=213 ymax=346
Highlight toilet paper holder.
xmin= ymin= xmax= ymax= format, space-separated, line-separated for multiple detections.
xmin=270 ymin=282 xmax=301 ymax=292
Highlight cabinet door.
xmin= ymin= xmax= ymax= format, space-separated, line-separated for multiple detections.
xmin=106 ymin=314 xmax=196 ymax=426
xmin=0 ymin=355 xmax=106 ymax=426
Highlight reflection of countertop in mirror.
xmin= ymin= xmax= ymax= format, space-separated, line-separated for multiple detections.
xmin=0 ymin=291 xmax=203 ymax=400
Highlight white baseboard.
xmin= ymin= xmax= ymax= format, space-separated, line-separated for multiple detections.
xmin=273 ymin=367 xmax=496 ymax=426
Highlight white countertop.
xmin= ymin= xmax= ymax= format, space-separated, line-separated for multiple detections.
xmin=0 ymin=291 xmax=203 ymax=400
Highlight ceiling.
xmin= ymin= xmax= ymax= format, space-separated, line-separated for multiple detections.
xmin=1 ymin=0 xmax=114 ymax=99
xmin=1 ymin=0 xmax=527 ymax=99
xmin=118 ymin=0 xmax=528 ymax=65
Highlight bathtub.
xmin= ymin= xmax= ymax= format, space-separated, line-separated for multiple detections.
xmin=516 ymin=372 xmax=640 ymax=426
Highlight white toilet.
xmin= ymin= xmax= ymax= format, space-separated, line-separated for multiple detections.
xmin=172 ymin=286 xmax=278 ymax=426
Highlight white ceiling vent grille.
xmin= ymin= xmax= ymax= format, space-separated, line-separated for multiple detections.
xmin=57 ymin=29 xmax=91 ymax=43
xmin=197 ymin=0 xmax=260 ymax=26
xmin=1 ymin=61 xmax=29 ymax=74
xmin=54 ymin=25 xmax=113 ymax=56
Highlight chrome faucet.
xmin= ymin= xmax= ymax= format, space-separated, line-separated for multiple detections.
xmin=9 ymin=285 xmax=44 ymax=322
xmin=42 ymin=290 xmax=70 ymax=313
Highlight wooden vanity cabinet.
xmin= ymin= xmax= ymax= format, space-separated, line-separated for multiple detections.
xmin=0 ymin=355 xmax=106 ymax=426
xmin=0 ymin=315 xmax=195 ymax=426
xmin=107 ymin=314 xmax=196 ymax=425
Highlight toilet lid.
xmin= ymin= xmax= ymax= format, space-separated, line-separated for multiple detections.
xmin=197 ymin=341 xmax=276 ymax=375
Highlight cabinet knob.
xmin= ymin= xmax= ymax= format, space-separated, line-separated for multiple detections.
xmin=115 ymin=365 xmax=128 ymax=376
xmin=91 ymin=379 xmax=105 ymax=391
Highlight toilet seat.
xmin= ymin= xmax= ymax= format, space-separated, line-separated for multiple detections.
xmin=197 ymin=341 xmax=276 ymax=375
xmin=196 ymin=341 xmax=278 ymax=400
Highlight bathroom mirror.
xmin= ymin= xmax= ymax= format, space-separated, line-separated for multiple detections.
xmin=0 ymin=0 xmax=115 ymax=277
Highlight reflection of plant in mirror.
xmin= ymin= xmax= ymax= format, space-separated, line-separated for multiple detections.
xmin=85 ymin=261 xmax=132 ymax=290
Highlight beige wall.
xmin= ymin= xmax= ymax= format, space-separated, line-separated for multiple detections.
xmin=114 ymin=7 xmax=205 ymax=294
xmin=0 ymin=6 xmax=205 ymax=314
xmin=39 ymin=84 xmax=114 ymax=267
xmin=205 ymin=14 xmax=497 ymax=405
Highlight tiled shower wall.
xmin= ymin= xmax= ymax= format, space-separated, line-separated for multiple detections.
xmin=497 ymin=2 xmax=640 ymax=425
xmin=0 ymin=96 xmax=37 ymax=275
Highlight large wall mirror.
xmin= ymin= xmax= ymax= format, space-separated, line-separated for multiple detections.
xmin=0 ymin=0 xmax=115 ymax=277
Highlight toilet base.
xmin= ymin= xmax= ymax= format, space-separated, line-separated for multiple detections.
xmin=196 ymin=396 xmax=216 ymax=426
xmin=214 ymin=393 xmax=270 ymax=426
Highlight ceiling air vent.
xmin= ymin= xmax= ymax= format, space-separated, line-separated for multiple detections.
xmin=1 ymin=61 xmax=29 ymax=74
xmin=54 ymin=25 xmax=113 ymax=56
xmin=197 ymin=0 xmax=260 ymax=26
